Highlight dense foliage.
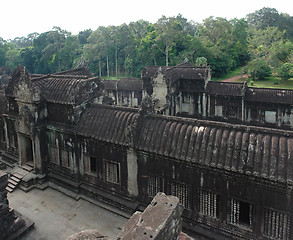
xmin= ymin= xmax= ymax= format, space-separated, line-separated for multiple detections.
xmin=1 ymin=8 xmax=293 ymax=79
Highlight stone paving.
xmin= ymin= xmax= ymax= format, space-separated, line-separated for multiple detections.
xmin=8 ymin=187 xmax=128 ymax=240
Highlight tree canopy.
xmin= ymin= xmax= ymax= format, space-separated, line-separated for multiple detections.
xmin=1 ymin=7 xmax=293 ymax=79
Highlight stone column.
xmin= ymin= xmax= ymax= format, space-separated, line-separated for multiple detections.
xmin=179 ymin=92 xmax=182 ymax=114
xmin=202 ymin=93 xmax=207 ymax=117
xmin=277 ymin=107 xmax=282 ymax=127
xmin=3 ymin=118 xmax=9 ymax=150
xmin=127 ymin=148 xmax=138 ymax=197
xmin=241 ymin=96 xmax=245 ymax=121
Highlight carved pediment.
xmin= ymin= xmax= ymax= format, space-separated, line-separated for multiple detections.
xmin=6 ymin=65 xmax=41 ymax=103
xmin=16 ymin=106 xmax=35 ymax=136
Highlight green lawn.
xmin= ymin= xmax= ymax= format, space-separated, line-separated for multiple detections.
xmin=212 ymin=67 xmax=293 ymax=89
xmin=246 ymin=77 xmax=293 ymax=89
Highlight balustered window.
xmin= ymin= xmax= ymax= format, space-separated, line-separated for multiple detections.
xmin=230 ymin=198 xmax=253 ymax=229
xmin=170 ymin=181 xmax=191 ymax=209
xmin=147 ymin=175 xmax=163 ymax=198
xmin=199 ymin=189 xmax=219 ymax=219
xmin=264 ymin=208 xmax=291 ymax=240
xmin=104 ymin=160 xmax=120 ymax=184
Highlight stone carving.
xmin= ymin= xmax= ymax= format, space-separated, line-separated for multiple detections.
xmin=16 ymin=106 xmax=35 ymax=136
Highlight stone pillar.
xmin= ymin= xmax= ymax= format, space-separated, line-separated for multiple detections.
xmin=189 ymin=94 xmax=194 ymax=115
xmin=80 ymin=144 xmax=85 ymax=175
xmin=116 ymin=90 xmax=119 ymax=105
xmin=33 ymin=136 xmax=41 ymax=172
xmin=3 ymin=118 xmax=9 ymax=150
xmin=241 ymin=96 xmax=245 ymax=121
xmin=179 ymin=92 xmax=182 ymax=114
xmin=277 ymin=107 xmax=282 ymax=127
xmin=198 ymin=95 xmax=202 ymax=115
xmin=202 ymin=93 xmax=207 ymax=117
xmin=127 ymin=148 xmax=138 ymax=197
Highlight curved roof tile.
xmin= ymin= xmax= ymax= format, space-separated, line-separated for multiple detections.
xmin=136 ymin=115 xmax=293 ymax=184
xmin=77 ymin=104 xmax=138 ymax=146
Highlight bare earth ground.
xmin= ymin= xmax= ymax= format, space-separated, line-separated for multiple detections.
xmin=221 ymin=75 xmax=248 ymax=82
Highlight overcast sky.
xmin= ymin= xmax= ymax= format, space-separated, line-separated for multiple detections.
xmin=1 ymin=0 xmax=293 ymax=40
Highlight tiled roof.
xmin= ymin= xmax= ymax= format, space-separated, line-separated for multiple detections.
xmin=135 ymin=114 xmax=293 ymax=184
xmin=117 ymin=78 xmax=142 ymax=91
xmin=32 ymin=75 xmax=100 ymax=105
xmin=165 ymin=66 xmax=209 ymax=83
xmin=141 ymin=66 xmax=168 ymax=79
xmin=6 ymin=65 xmax=100 ymax=105
xmin=206 ymin=82 xmax=245 ymax=97
xmin=104 ymin=78 xmax=143 ymax=91
xmin=246 ymin=87 xmax=293 ymax=104
xmin=103 ymin=80 xmax=117 ymax=90
xmin=52 ymin=67 xmax=93 ymax=78
xmin=76 ymin=103 xmax=293 ymax=184
xmin=142 ymin=64 xmax=209 ymax=82
xmin=77 ymin=104 xmax=138 ymax=146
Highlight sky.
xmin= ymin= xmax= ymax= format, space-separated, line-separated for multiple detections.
xmin=1 ymin=0 xmax=293 ymax=40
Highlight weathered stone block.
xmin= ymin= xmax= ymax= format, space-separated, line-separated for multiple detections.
xmin=117 ymin=192 xmax=184 ymax=240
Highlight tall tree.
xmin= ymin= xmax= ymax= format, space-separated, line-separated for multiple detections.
xmin=154 ymin=15 xmax=191 ymax=66
xmin=78 ymin=29 xmax=92 ymax=45
xmin=247 ymin=7 xmax=281 ymax=29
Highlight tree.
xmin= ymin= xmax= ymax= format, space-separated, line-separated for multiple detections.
xmin=197 ymin=17 xmax=246 ymax=76
xmin=279 ymin=63 xmax=293 ymax=80
xmin=139 ymin=24 xmax=162 ymax=66
xmin=20 ymin=47 xmax=35 ymax=73
xmin=42 ymin=26 xmax=70 ymax=72
xmin=245 ymin=59 xmax=272 ymax=80
xmin=195 ymin=57 xmax=208 ymax=66
xmin=247 ymin=7 xmax=280 ymax=30
xmin=59 ymin=35 xmax=81 ymax=70
xmin=0 ymin=42 xmax=7 ymax=67
xmin=154 ymin=15 xmax=192 ymax=66
xmin=248 ymin=27 xmax=285 ymax=63
xmin=78 ymin=29 xmax=92 ymax=45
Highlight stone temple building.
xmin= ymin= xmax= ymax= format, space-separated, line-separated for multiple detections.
xmin=0 ymin=62 xmax=292 ymax=240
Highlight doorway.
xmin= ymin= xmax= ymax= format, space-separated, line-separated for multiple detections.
xmin=18 ymin=134 xmax=34 ymax=166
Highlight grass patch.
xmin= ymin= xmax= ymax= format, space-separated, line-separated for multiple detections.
xmin=247 ymin=77 xmax=293 ymax=89
xmin=212 ymin=68 xmax=293 ymax=89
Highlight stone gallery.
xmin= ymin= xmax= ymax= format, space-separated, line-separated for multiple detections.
xmin=0 ymin=61 xmax=292 ymax=239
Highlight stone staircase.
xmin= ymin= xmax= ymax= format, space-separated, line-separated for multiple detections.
xmin=6 ymin=172 xmax=23 ymax=193
xmin=21 ymin=162 xmax=34 ymax=172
